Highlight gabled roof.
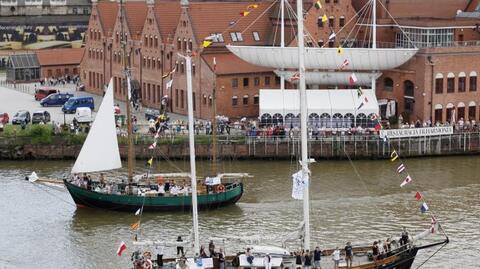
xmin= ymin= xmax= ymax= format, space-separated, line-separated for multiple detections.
xmin=125 ymin=2 xmax=149 ymax=39
xmin=8 ymin=54 xmax=40 ymax=69
xmin=202 ymin=52 xmax=272 ymax=75
xmin=154 ymin=2 xmax=182 ymax=40
xmin=97 ymin=1 xmax=119 ymax=35
xmin=36 ymin=48 xmax=85 ymax=66
xmin=188 ymin=1 xmax=274 ymax=45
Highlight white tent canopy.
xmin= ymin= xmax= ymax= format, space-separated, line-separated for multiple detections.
xmin=259 ymin=89 xmax=379 ymax=118
xmin=274 ymin=71 xmax=382 ymax=86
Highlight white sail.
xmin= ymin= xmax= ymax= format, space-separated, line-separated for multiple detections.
xmin=71 ymin=79 xmax=122 ymax=173
xmin=227 ymin=46 xmax=418 ymax=71
xmin=274 ymin=70 xmax=382 ymax=85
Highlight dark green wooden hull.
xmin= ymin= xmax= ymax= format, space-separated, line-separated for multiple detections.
xmin=63 ymin=180 xmax=243 ymax=212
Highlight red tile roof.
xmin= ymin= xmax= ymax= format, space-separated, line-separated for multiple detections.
xmin=189 ymin=1 xmax=274 ymax=45
xmin=125 ymin=2 xmax=149 ymax=39
xmin=202 ymin=52 xmax=272 ymax=75
xmin=154 ymin=2 xmax=182 ymax=41
xmin=96 ymin=1 xmax=119 ymax=36
xmin=36 ymin=48 xmax=85 ymax=66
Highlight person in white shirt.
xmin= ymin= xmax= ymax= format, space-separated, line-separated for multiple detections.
xmin=263 ymin=253 xmax=272 ymax=269
xmin=170 ymin=185 xmax=179 ymax=196
xmin=332 ymin=247 xmax=341 ymax=269
xmin=158 ymin=184 xmax=165 ymax=196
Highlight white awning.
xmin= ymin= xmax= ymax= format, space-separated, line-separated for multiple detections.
xmin=227 ymin=46 xmax=418 ymax=70
xmin=259 ymin=89 xmax=379 ymax=117
xmin=458 ymin=102 xmax=465 ymax=108
xmin=274 ymin=71 xmax=382 ymax=86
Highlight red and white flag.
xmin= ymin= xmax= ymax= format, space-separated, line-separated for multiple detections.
xmin=400 ymin=175 xmax=413 ymax=187
xmin=430 ymin=216 xmax=437 ymax=233
xmin=117 ymin=241 xmax=127 ymax=256
xmin=290 ymin=72 xmax=300 ymax=81
xmin=339 ymin=59 xmax=350 ymax=70
xmin=213 ymin=57 xmax=217 ymax=72
xmin=148 ymin=141 xmax=157 ymax=149
xmin=348 ymin=73 xmax=358 ymax=85
xmin=397 ymin=163 xmax=405 ymax=174
xmin=370 ymin=114 xmax=378 ymax=121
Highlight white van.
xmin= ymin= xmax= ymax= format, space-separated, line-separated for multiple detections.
xmin=74 ymin=107 xmax=92 ymax=123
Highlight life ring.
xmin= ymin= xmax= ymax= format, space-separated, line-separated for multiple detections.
xmin=216 ymin=184 xmax=225 ymax=192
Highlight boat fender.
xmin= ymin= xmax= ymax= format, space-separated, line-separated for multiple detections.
xmin=216 ymin=184 xmax=225 ymax=192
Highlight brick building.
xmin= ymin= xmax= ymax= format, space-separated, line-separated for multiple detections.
xmin=80 ymin=0 xmax=480 ymax=123
xmin=36 ymin=48 xmax=84 ymax=78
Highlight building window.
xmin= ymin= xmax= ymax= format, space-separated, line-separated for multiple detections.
xmin=83 ymin=8 xmax=89 ymax=15
xmin=243 ymin=95 xmax=249 ymax=105
xmin=193 ymin=92 xmax=196 ymax=111
xmin=177 ymin=39 xmax=181 ymax=50
xmin=253 ymin=95 xmax=259 ymax=104
xmin=252 ymin=31 xmax=260 ymax=41
xmin=339 ymin=16 xmax=345 ymax=27
xmin=265 ymin=76 xmax=271 ymax=85
xmin=458 ymin=74 xmax=466 ymax=92
xmin=254 ymin=77 xmax=260 ymax=86
xmin=306 ymin=41 xmax=314 ymax=47
xmin=203 ymin=95 xmax=207 ymax=105
xmin=404 ymin=80 xmax=415 ymax=112
xmin=328 ymin=40 xmax=334 ymax=48
xmin=470 ymin=72 xmax=477 ymax=91
xmin=318 ymin=40 xmax=324 ymax=47
xmin=230 ymin=32 xmax=243 ymax=42
xmin=180 ymin=90 xmax=185 ymax=109
xmin=243 ymin=78 xmax=249 ymax=87
xmin=384 ymin=77 xmax=393 ymax=91
xmin=447 ymin=74 xmax=455 ymax=93
xmin=232 ymin=78 xmax=238 ymax=88
xmin=469 ymin=103 xmax=476 ymax=120
xmin=192 ymin=64 xmax=196 ymax=76
xmin=317 ymin=17 xmax=324 ymax=27
xmin=275 ymin=76 xmax=281 ymax=85
xmin=435 ymin=77 xmax=443 ymax=94
xmin=154 ymin=37 xmax=158 ymax=47
xmin=325 ymin=0 xmax=330 ymax=3
xmin=73 ymin=7 xmax=78 ymax=14
xmin=210 ymin=33 xmax=224 ymax=42
xmin=209 ymin=95 xmax=212 ymax=106
xmin=328 ymin=17 xmax=334 ymax=28
xmin=180 ymin=62 xmax=184 ymax=73
xmin=232 ymin=96 xmax=238 ymax=106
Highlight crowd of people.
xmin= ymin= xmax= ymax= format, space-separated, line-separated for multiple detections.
xmin=39 ymin=75 xmax=81 ymax=87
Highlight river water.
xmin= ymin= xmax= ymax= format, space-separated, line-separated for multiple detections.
xmin=0 ymin=157 xmax=478 ymax=269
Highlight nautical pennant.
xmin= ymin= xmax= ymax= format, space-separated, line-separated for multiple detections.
xmin=349 ymin=73 xmax=358 ymax=85
xmin=357 ymin=87 xmax=363 ymax=98
xmin=400 ymin=175 xmax=413 ymax=187
xmin=339 ymin=59 xmax=349 ymax=70
xmin=135 ymin=208 xmax=142 ymax=216
xmin=397 ymin=163 xmax=405 ymax=174
xmin=131 ymin=221 xmax=140 ymax=230
xmin=322 ymin=14 xmax=328 ymax=22
xmin=328 ymin=31 xmax=336 ymax=41
xmin=336 ymin=46 xmax=343 ymax=55
xmin=240 ymin=11 xmax=251 ymax=17
xmin=162 ymin=67 xmax=176 ymax=79
xmin=430 ymin=216 xmax=437 ymax=233
xmin=247 ymin=4 xmax=259 ymax=9
xmin=148 ymin=141 xmax=157 ymax=149
xmin=314 ymin=0 xmax=322 ymax=9
xmin=374 ymin=121 xmax=382 ymax=131
xmin=117 ymin=241 xmax=127 ymax=256
xmin=370 ymin=114 xmax=378 ymax=121
xmin=420 ymin=202 xmax=429 ymax=213
xmin=390 ymin=150 xmax=399 ymax=162
xmin=213 ymin=57 xmax=217 ymax=72
xmin=202 ymin=40 xmax=212 ymax=48
xmin=146 ymin=157 xmax=153 ymax=167
xmin=415 ymin=191 xmax=423 ymax=201
xmin=357 ymin=102 xmax=364 ymax=110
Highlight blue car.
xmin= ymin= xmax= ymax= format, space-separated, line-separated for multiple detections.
xmin=62 ymin=96 xmax=95 ymax=114
xmin=40 ymin=93 xmax=73 ymax=107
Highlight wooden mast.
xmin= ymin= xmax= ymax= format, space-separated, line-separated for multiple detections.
xmin=211 ymin=78 xmax=217 ymax=176
xmin=120 ymin=0 xmax=135 ymax=192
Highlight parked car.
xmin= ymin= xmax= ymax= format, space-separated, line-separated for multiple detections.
xmin=40 ymin=93 xmax=73 ymax=107
xmin=74 ymin=107 xmax=92 ymax=123
xmin=145 ymin=108 xmax=160 ymax=120
xmin=12 ymin=110 xmax=31 ymax=125
xmin=62 ymin=96 xmax=95 ymax=114
xmin=32 ymin=111 xmax=51 ymax=124
xmin=0 ymin=112 xmax=9 ymax=124
xmin=34 ymin=88 xmax=58 ymax=101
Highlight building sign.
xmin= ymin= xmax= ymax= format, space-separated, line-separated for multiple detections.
xmin=379 ymin=126 xmax=454 ymax=139
xmin=0 ymin=22 xmax=87 ymax=50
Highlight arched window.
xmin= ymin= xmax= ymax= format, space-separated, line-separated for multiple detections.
xmin=468 ymin=101 xmax=476 ymax=120
xmin=470 ymin=71 xmax=477 ymax=92
xmin=446 ymin=103 xmax=455 ymax=123
xmin=260 ymin=113 xmax=272 ymax=126
xmin=447 ymin=72 xmax=455 ymax=93
xmin=344 ymin=113 xmax=354 ymax=128
xmin=458 ymin=102 xmax=466 ymax=120
xmin=434 ymin=104 xmax=443 ymax=123
xmin=404 ymin=80 xmax=414 ymax=112
xmin=332 ymin=113 xmax=343 ymax=128
xmin=273 ymin=113 xmax=283 ymax=125
xmin=285 ymin=113 xmax=297 ymax=127
xmin=458 ymin=72 xmax=466 ymax=92
xmin=320 ymin=113 xmax=331 ymax=128
xmin=356 ymin=113 xmax=367 ymax=128
xmin=435 ymin=73 xmax=444 ymax=94
xmin=308 ymin=113 xmax=319 ymax=127
xmin=384 ymin=77 xmax=393 ymax=91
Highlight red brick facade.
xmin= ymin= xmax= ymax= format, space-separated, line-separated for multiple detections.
xmin=80 ymin=0 xmax=480 ymax=122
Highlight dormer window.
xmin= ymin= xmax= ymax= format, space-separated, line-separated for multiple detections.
xmin=252 ymin=31 xmax=260 ymax=41
xmin=209 ymin=33 xmax=224 ymax=43
xmin=230 ymin=32 xmax=243 ymax=42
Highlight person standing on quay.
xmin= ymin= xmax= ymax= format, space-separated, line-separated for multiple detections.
xmin=332 ymin=247 xmax=340 ymax=269
xmin=176 ymin=236 xmax=184 ymax=256
xmin=303 ymin=250 xmax=312 ymax=269
xmin=208 ymin=240 xmax=215 ymax=257
xmin=344 ymin=242 xmax=353 ymax=267
xmin=313 ymin=246 xmax=321 ymax=269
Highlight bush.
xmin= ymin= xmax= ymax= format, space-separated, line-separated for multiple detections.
xmin=28 ymin=124 xmax=53 ymax=144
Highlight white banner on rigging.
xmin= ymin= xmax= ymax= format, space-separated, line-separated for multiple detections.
xmin=379 ymin=126 xmax=453 ymax=139
xmin=292 ymin=170 xmax=308 ymax=200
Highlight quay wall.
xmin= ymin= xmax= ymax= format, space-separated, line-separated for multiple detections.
xmin=1 ymin=133 xmax=480 ymax=160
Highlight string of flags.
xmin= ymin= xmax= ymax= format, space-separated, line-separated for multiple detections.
xmin=387 ymin=143 xmax=441 ymax=234
xmin=202 ymin=4 xmax=259 ymax=48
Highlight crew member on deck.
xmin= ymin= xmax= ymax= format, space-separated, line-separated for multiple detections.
xmin=345 ymin=242 xmax=353 ymax=268
xmin=176 ymin=236 xmax=184 ymax=256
